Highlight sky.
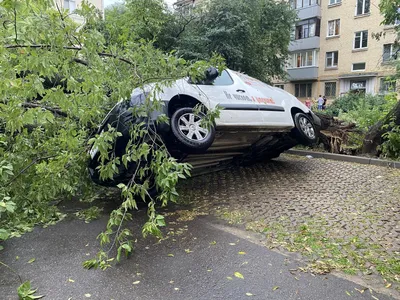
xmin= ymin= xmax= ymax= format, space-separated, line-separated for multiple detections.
xmin=104 ymin=0 xmax=176 ymax=8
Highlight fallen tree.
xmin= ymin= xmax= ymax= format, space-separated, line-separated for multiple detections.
xmin=315 ymin=113 xmax=363 ymax=155
xmin=362 ymin=100 xmax=400 ymax=156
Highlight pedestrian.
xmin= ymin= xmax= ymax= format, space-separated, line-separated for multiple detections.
xmin=322 ymin=96 xmax=327 ymax=110
xmin=317 ymin=95 xmax=324 ymax=111
xmin=305 ymin=97 xmax=312 ymax=109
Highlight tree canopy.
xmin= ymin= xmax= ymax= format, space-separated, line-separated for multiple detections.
xmin=101 ymin=0 xmax=297 ymax=82
xmin=0 ymin=0 xmax=296 ymax=268
xmin=0 ymin=0 xmax=222 ymax=266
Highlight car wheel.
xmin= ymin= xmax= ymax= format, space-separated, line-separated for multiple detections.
xmin=171 ymin=107 xmax=215 ymax=153
xmin=292 ymin=113 xmax=318 ymax=145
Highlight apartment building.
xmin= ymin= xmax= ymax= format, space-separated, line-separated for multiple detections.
xmin=57 ymin=0 xmax=104 ymax=22
xmin=273 ymin=0 xmax=398 ymax=101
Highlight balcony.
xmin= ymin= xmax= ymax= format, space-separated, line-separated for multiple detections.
xmin=287 ymin=67 xmax=319 ymax=81
xmin=296 ymin=4 xmax=321 ymax=20
xmin=289 ymin=36 xmax=320 ymax=52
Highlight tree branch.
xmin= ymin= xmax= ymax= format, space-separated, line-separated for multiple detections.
xmin=22 ymin=103 xmax=68 ymax=117
xmin=4 ymin=155 xmax=57 ymax=187
xmin=13 ymin=7 xmax=18 ymax=44
xmin=5 ymin=44 xmax=135 ymax=66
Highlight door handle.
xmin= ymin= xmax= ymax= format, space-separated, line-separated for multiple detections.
xmin=236 ymin=89 xmax=245 ymax=93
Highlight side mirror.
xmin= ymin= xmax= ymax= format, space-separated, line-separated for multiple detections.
xmin=205 ymin=67 xmax=219 ymax=82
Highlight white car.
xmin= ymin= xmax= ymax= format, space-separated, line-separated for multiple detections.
xmin=88 ymin=67 xmax=321 ymax=186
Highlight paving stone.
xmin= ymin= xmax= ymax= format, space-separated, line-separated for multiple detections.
xmin=180 ymin=154 xmax=400 ymax=252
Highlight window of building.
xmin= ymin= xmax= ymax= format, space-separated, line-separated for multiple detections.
xmin=291 ymin=0 xmax=319 ymax=9
xmin=329 ymin=0 xmax=341 ymax=5
xmin=383 ymin=44 xmax=398 ymax=62
xmin=356 ymin=0 xmax=370 ymax=15
xmin=64 ymin=0 xmax=76 ymax=10
xmin=380 ymin=77 xmax=397 ymax=93
xmin=327 ymin=19 xmax=340 ymax=36
xmin=274 ymin=85 xmax=284 ymax=90
xmin=295 ymin=83 xmax=313 ymax=98
xmin=293 ymin=51 xmax=315 ymax=68
xmin=352 ymin=62 xmax=366 ymax=71
xmin=325 ymin=82 xmax=337 ymax=97
xmin=295 ymin=19 xmax=320 ymax=39
xmin=354 ymin=30 xmax=368 ymax=49
xmin=326 ymin=51 xmax=339 ymax=68
xmin=350 ymin=80 xmax=366 ymax=91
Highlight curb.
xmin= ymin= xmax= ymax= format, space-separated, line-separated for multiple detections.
xmin=285 ymin=149 xmax=400 ymax=169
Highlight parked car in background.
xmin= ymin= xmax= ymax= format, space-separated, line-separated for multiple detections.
xmin=88 ymin=67 xmax=321 ymax=186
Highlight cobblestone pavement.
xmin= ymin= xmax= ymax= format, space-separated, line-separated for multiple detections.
xmin=180 ymin=154 xmax=400 ymax=254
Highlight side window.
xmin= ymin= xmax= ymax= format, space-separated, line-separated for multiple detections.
xmin=212 ymin=70 xmax=234 ymax=86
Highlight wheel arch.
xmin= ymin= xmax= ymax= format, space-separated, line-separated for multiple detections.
xmin=290 ymin=107 xmax=313 ymax=121
xmin=167 ymin=94 xmax=203 ymax=118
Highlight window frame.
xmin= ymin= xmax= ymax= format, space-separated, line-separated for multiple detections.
xmin=352 ymin=62 xmax=366 ymax=71
xmin=356 ymin=0 xmax=370 ymax=16
xmin=291 ymin=0 xmax=319 ymax=9
xmin=64 ymin=0 xmax=76 ymax=11
xmin=292 ymin=50 xmax=317 ymax=68
xmin=327 ymin=19 xmax=340 ymax=37
xmin=354 ymin=30 xmax=368 ymax=49
xmin=295 ymin=18 xmax=319 ymax=40
xmin=295 ymin=83 xmax=313 ymax=98
xmin=379 ymin=77 xmax=396 ymax=94
xmin=383 ymin=44 xmax=397 ymax=62
xmin=329 ymin=0 xmax=341 ymax=5
xmin=324 ymin=82 xmax=337 ymax=97
xmin=326 ymin=51 xmax=339 ymax=68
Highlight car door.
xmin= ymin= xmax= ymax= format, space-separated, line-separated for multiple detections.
xmin=233 ymin=72 xmax=292 ymax=128
xmin=195 ymin=70 xmax=263 ymax=127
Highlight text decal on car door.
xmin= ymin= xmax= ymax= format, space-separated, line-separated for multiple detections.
xmin=224 ymin=91 xmax=253 ymax=102
xmin=252 ymin=96 xmax=276 ymax=105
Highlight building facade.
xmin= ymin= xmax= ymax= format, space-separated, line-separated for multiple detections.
xmin=56 ymin=0 xmax=104 ymax=22
xmin=273 ymin=0 xmax=398 ymax=102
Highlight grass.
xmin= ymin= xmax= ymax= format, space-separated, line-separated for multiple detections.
xmin=235 ymin=216 xmax=400 ymax=289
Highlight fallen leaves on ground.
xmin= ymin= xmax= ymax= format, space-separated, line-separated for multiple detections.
xmin=234 ymin=272 xmax=244 ymax=279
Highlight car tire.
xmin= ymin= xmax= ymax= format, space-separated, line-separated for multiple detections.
xmin=291 ymin=113 xmax=318 ymax=146
xmin=171 ymin=107 xmax=215 ymax=153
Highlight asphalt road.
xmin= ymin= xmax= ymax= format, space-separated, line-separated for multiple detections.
xmin=0 ymin=208 xmax=394 ymax=300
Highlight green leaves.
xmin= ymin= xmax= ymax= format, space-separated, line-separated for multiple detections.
xmin=0 ymin=228 xmax=10 ymax=241
xmin=17 ymin=281 xmax=44 ymax=300
xmin=0 ymin=0 xmax=223 ymax=274
xmin=174 ymin=0 xmax=296 ymax=81
xmin=234 ymin=272 xmax=244 ymax=279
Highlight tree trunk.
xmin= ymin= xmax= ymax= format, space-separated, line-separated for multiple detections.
xmin=314 ymin=113 xmax=361 ymax=154
xmin=362 ymin=101 xmax=400 ymax=156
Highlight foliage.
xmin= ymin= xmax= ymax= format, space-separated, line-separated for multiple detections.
xmin=100 ymin=0 xmax=296 ymax=82
xmin=99 ymin=0 xmax=173 ymax=47
xmin=323 ymin=93 xmax=397 ymax=131
xmin=376 ymin=1 xmax=400 ymax=159
xmin=175 ymin=0 xmax=296 ymax=81
xmin=380 ymin=118 xmax=400 ymax=159
xmin=324 ymin=94 xmax=387 ymax=118
xmin=75 ymin=206 xmax=103 ymax=223
xmin=379 ymin=0 xmax=400 ymax=27
xmin=17 ymin=281 xmax=44 ymax=300
xmin=0 ymin=0 xmax=223 ymax=269
xmin=338 ymin=94 xmax=397 ymax=131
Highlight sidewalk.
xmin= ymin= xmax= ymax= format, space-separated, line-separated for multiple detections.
xmin=0 ymin=211 xmax=395 ymax=300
